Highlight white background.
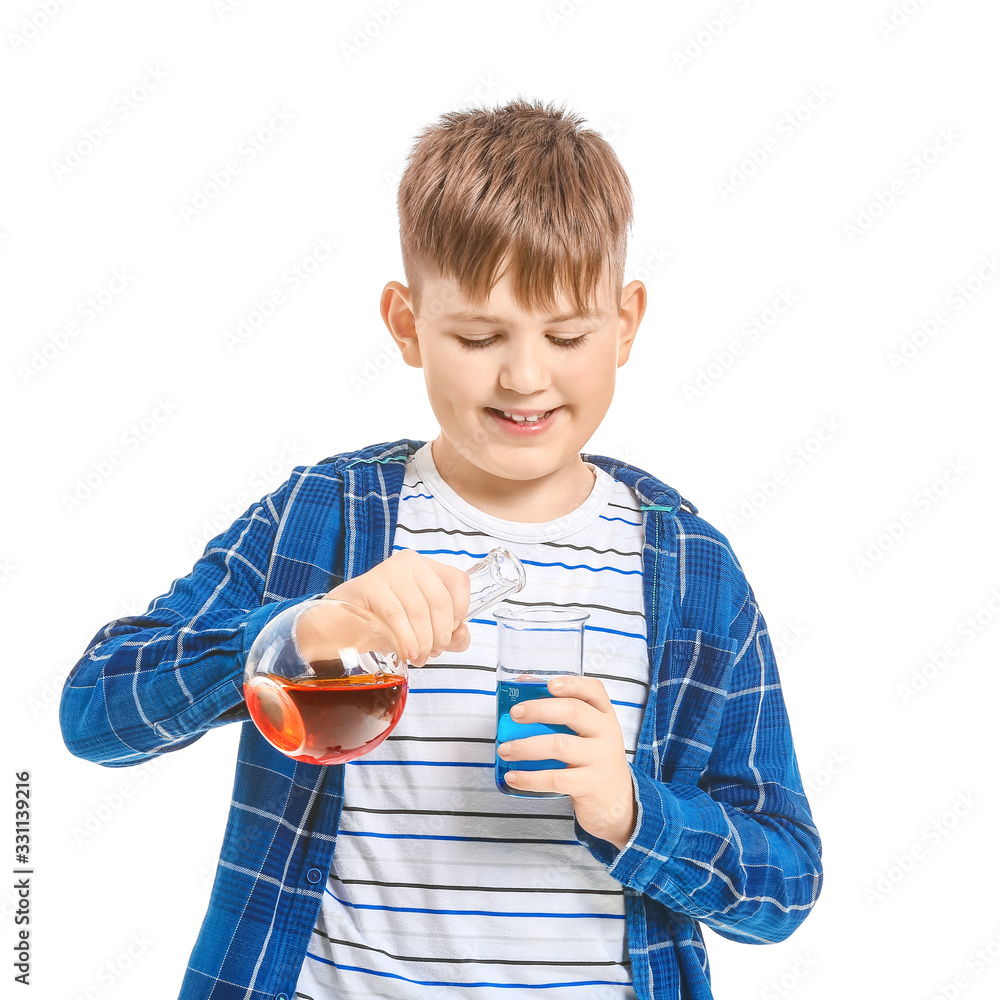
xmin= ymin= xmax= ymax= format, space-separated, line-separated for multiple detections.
xmin=3 ymin=1 xmax=1000 ymax=997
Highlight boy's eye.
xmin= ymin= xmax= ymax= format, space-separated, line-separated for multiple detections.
xmin=455 ymin=334 xmax=590 ymax=350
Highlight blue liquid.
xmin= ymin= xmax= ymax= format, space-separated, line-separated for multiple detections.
xmin=495 ymin=680 xmax=573 ymax=797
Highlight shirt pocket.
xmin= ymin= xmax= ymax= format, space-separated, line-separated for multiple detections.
xmin=655 ymin=628 xmax=739 ymax=783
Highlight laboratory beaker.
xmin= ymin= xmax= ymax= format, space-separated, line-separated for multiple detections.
xmin=493 ymin=605 xmax=589 ymax=798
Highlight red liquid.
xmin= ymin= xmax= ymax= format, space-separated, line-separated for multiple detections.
xmin=244 ymin=672 xmax=407 ymax=766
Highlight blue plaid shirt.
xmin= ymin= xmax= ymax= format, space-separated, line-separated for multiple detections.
xmin=60 ymin=437 xmax=822 ymax=999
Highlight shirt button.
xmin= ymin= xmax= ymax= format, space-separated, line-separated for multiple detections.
xmin=306 ymin=868 xmax=323 ymax=884
xmin=275 ymin=994 xmax=288 ymax=1000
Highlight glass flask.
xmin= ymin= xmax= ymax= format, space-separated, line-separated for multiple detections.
xmin=243 ymin=547 xmax=526 ymax=765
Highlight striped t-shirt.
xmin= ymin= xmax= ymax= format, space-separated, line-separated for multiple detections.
xmin=294 ymin=441 xmax=650 ymax=999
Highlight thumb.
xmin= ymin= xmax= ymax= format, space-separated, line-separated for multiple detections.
xmin=448 ymin=622 xmax=472 ymax=650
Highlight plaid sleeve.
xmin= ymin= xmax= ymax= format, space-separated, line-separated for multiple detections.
xmin=59 ymin=471 xmax=325 ymax=768
xmin=577 ymin=576 xmax=823 ymax=944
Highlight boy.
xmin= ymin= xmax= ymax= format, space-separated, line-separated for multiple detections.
xmin=61 ymin=96 xmax=822 ymax=999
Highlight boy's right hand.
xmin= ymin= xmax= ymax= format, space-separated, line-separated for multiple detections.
xmin=323 ymin=549 xmax=472 ymax=667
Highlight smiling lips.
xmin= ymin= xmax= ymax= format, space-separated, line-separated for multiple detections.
xmin=489 ymin=407 xmax=558 ymax=424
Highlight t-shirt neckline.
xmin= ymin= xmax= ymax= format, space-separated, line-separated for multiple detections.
xmin=412 ymin=442 xmax=614 ymax=542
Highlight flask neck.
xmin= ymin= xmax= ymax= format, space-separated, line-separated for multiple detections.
xmin=465 ymin=548 xmax=526 ymax=619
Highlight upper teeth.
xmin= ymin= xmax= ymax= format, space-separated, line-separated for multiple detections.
xmin=500 ymin=410 xmax=551 ymax=423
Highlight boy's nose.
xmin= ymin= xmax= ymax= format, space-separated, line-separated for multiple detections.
xmin=498 ymin=345 xmax=552 ymax=394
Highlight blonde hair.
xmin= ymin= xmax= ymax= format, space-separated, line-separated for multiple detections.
xmin=397 ymin=95 xmax=633 ymax=319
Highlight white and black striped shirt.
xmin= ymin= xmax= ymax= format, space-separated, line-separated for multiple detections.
xmin=295 ymin=442 xmax=649 ymax=998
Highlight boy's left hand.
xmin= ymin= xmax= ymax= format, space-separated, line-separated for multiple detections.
xmin=497 ymin=675 xmax=637 ymax=851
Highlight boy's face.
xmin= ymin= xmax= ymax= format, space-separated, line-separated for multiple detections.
xmin=382 ymin=260 xmax=645 ymax=512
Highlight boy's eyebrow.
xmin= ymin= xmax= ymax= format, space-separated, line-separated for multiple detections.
xmin=443 ymin=309 xmax=599 ymax=323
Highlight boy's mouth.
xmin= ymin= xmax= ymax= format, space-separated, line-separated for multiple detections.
xmin=487 ymin=406 xmax=558 ymax=424
xmin=486 ymin=406 xmax=561 ymax=433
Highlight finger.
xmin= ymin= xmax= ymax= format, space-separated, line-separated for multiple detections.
xmin=411 ymin=561 xmax=463 ymax=661
xmin=497 ymin=732 xmax=591 ymax=767
xmin=509 ymin=697 xmax=605 ymax=739
xmin=503 ymin=765 xmax=575 ymax=796
xmin=372 ymin=553 xmax=434 ymax=664
xmin=547 ymin=675 xmax=615 ymax=713
xmin=370 ymin=585 xmax=422 ymax=665
xmin=446 ymin=621 xmax=472 ymax=652
xmin=392 ymin=574 xmax=440 ymax=664
xmin=436 ymin=561 xmax=472 ymax=628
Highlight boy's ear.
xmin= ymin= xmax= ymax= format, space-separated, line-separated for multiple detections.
xmin=616 ymin=279 xmax=646 ymax=367
xmin=381 ymin=281 xmax=423 ymax=367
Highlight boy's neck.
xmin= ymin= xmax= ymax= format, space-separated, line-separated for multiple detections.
xmin=430 ymin=436 xmax=596 ymax=524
